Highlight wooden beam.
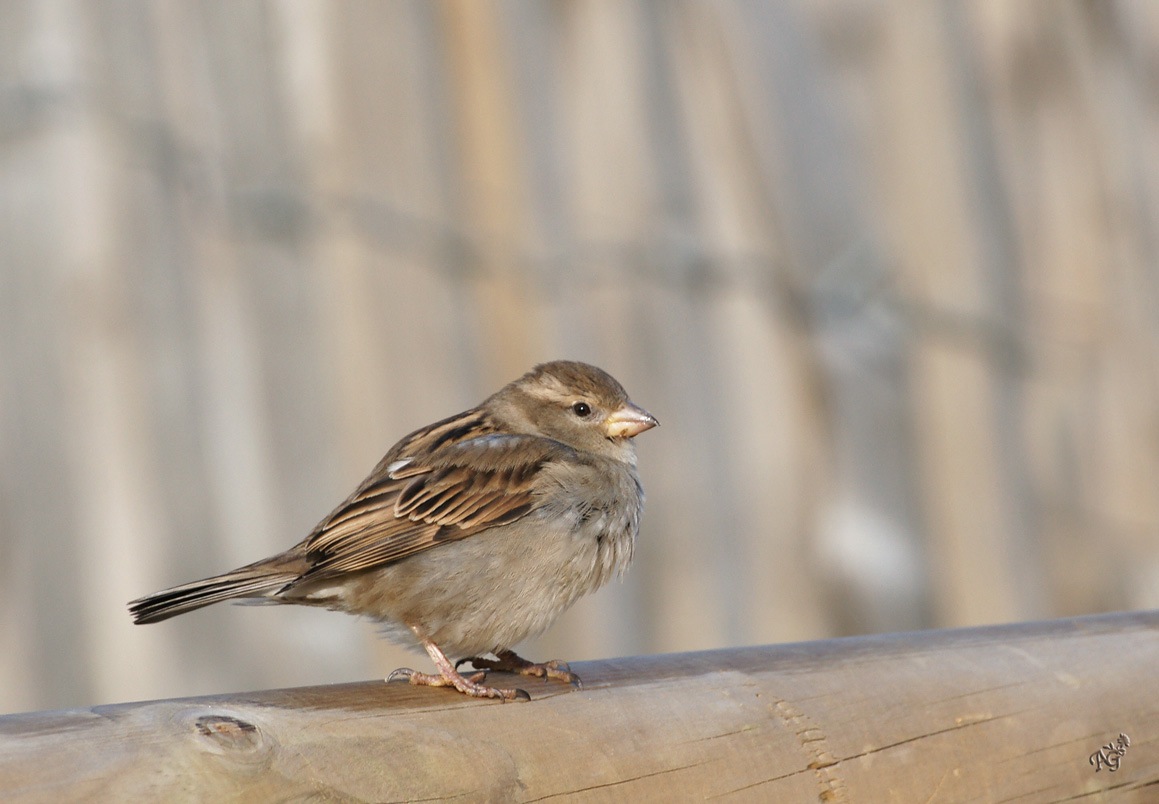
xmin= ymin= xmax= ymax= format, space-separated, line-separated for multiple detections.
xmin=2 ymin=611 xmax=1155 ymax=801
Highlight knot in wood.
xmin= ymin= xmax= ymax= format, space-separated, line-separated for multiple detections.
xmin=194 ymin=714 xmax=262 ymax=753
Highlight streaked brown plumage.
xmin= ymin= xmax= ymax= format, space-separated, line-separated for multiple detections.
xmin=129 ymin=361 xmax=657 ymax=701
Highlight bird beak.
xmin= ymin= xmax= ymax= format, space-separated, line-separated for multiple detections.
xmin=604 ymin=403 xmax=659 ymax=439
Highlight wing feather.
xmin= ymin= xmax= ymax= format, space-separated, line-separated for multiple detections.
xmin=290 ymin=422 xmax=575 ymax=585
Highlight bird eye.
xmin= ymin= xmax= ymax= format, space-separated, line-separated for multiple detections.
xmin=571 ymin=401 xmax=592 ymax=418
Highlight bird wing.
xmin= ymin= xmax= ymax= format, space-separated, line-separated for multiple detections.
xmin=293 ymin=431 xmax=573 ymax=583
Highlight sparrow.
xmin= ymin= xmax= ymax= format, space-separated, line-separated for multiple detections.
xmin=129 ymin=361 xmax=657 ymax=701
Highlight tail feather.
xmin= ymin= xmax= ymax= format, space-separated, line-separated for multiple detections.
xmin=129 ymin=562 xmax=303 ymax=624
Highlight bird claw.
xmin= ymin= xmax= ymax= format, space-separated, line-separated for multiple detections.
xmin=539 ymin=659 xmax=583 ymax=689
xmin=386 ymin=667 xmax=416 ymax=684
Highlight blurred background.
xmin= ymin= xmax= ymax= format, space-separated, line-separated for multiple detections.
xmin=2 ymin=0 xmax=1158 ymax=714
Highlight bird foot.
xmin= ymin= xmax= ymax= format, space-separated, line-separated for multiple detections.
xmin=387 ymin=666 xmax=529 ymax=702
xmin=388 ymin=640 xmax=531 ymax=702
xmin=456 ymin=649 xmax=583 ymax=689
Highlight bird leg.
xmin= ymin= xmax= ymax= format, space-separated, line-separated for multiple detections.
xmin=388 ymin=640 xmax=531 ymax=702
xmin=456 ymin=649 xmax=583 ymax=689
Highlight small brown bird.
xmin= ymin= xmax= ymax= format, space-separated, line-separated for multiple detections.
xmin=129 ymin=361 xmax=657 ymax=701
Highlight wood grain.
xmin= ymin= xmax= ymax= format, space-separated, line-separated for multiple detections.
xmin=2 ymin=610 xmax=1155 ymax=802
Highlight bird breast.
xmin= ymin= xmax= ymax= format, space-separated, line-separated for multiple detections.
xmin=532 ymin=456 xmax=643 ymax=591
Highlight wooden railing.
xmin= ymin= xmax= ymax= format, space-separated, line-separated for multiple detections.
xmin=2 ymin=610 xmax=1155 ymax=801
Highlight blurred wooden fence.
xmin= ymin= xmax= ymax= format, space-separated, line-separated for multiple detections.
xmin=1 ymin=0 xmax=1158 ymax=714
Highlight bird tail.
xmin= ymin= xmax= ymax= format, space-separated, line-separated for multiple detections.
xmin=128 ymin=556 xmax=306 ymax=624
